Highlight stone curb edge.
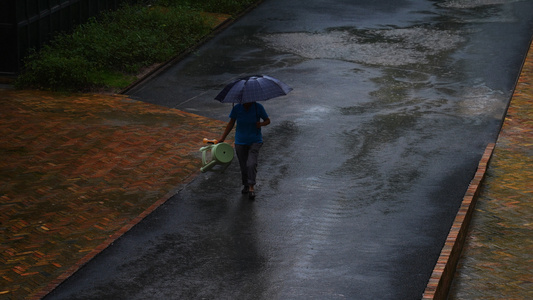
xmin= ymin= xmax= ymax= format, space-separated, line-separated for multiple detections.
xmin=422 ymin=143 xmax=495 ymax=299
xmin=422 ymin=33 xmax=532 ymax=300
xmin=29 ymin=175 xmax=198 ymax=300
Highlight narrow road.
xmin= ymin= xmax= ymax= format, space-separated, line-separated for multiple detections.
xmin=45 ymin=0 xmax=533 ymax=299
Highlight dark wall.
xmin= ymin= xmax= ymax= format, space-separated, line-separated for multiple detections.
xmin=0 ymin=0 xmax=132 ymax=75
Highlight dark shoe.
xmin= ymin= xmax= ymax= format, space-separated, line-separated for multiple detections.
xmin=248 ymin=191 xmax=256 ymax=200
xmin=241 ymin=186 xmax=249 ymax=194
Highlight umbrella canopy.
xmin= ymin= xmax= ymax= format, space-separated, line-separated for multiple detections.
xmin=215 ymin=75 xmax=292 ymax=103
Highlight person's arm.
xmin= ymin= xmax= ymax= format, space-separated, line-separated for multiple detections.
xmin=218 ymin=118 xmax=236 ymax=143
xmin=256 ymin=117 xmax=270 ymax=128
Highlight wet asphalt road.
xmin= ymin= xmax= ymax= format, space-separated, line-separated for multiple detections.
xmin=45 ymin=0 xmax=533 ymax=299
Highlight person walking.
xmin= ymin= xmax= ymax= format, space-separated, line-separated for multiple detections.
xmin=218 ymin=102 xmax=270 ymax=200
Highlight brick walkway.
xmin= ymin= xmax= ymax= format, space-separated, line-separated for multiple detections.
xmin=447 ymin=40 xmax=533 ymax=299
xmin=0 ymin=90 xmax=228 ymax=299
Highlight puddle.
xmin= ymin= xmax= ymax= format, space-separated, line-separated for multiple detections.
xmin=458 ymin=83 xmax=507 ymax=117
xmin=294 ymin=105 xmax=332 ymax=124
xmin=260 ymin=27 xmax=465 ymax=66
xmin=439 ymin=0 xmax=521 ymax=8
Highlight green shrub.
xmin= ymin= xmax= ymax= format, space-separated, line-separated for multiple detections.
xmin=51 ymin=5 xmax=210 ymax=74
xmin=154 ymin=0 xmax=258 ymax=14
xmin=16 ymin=0 xmax=258 ymax=92
xmin=16 ymin=48 xmax=91 ymax=91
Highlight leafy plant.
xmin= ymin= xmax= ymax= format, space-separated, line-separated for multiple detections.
xmin=16 ymin=48 xmax=92 ymax=91
xmin=16 ymin=0 xmax=257 ymax=92
xmin=153 ymin=0 xmax=258 ymax=14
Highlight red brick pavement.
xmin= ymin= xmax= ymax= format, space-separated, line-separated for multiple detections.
xmin=0 ymin=90 xmax=229 ymax=299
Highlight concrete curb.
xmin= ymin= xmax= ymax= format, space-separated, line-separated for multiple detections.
xmin=422 ymin=143 xmax=495 ymax=299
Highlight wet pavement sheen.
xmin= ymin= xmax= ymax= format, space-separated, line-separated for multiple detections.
xmin=49 ymin=0 xmax=532 ymax=299
xmin=1 ymin=0 xmax=532 ymax=299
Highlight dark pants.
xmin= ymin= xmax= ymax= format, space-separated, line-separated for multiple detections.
xmin=234 ymin=143 xmax=262 ymax=186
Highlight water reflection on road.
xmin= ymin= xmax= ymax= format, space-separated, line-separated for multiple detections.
xmin=127 ymin=0 xmax=533 ymax=298
xmin=46 ymin=0 xmax=533 ymax=299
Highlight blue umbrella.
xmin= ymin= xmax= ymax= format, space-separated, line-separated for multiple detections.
xmin=215 ymin=75 xmax=292 ymax=103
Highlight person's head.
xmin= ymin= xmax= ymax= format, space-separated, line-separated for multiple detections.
xmin=243 ymin=102 xmax=255 ymax=109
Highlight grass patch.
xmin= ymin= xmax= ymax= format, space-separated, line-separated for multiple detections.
xmin=89 ymin=70 xmax=137 ymax=90
xmin=16 ymin=0 xmax=258 ymax=92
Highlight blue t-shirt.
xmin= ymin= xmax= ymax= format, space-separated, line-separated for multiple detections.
xmin=229 ymin=103 xmax=269 ymax=145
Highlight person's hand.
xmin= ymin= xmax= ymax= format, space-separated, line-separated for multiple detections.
xmin=257 ymin=118 xmax=270 ymax=128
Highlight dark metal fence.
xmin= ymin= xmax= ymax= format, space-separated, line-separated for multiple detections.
xmin=0 ymin=0 xmax=133 ymax=75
